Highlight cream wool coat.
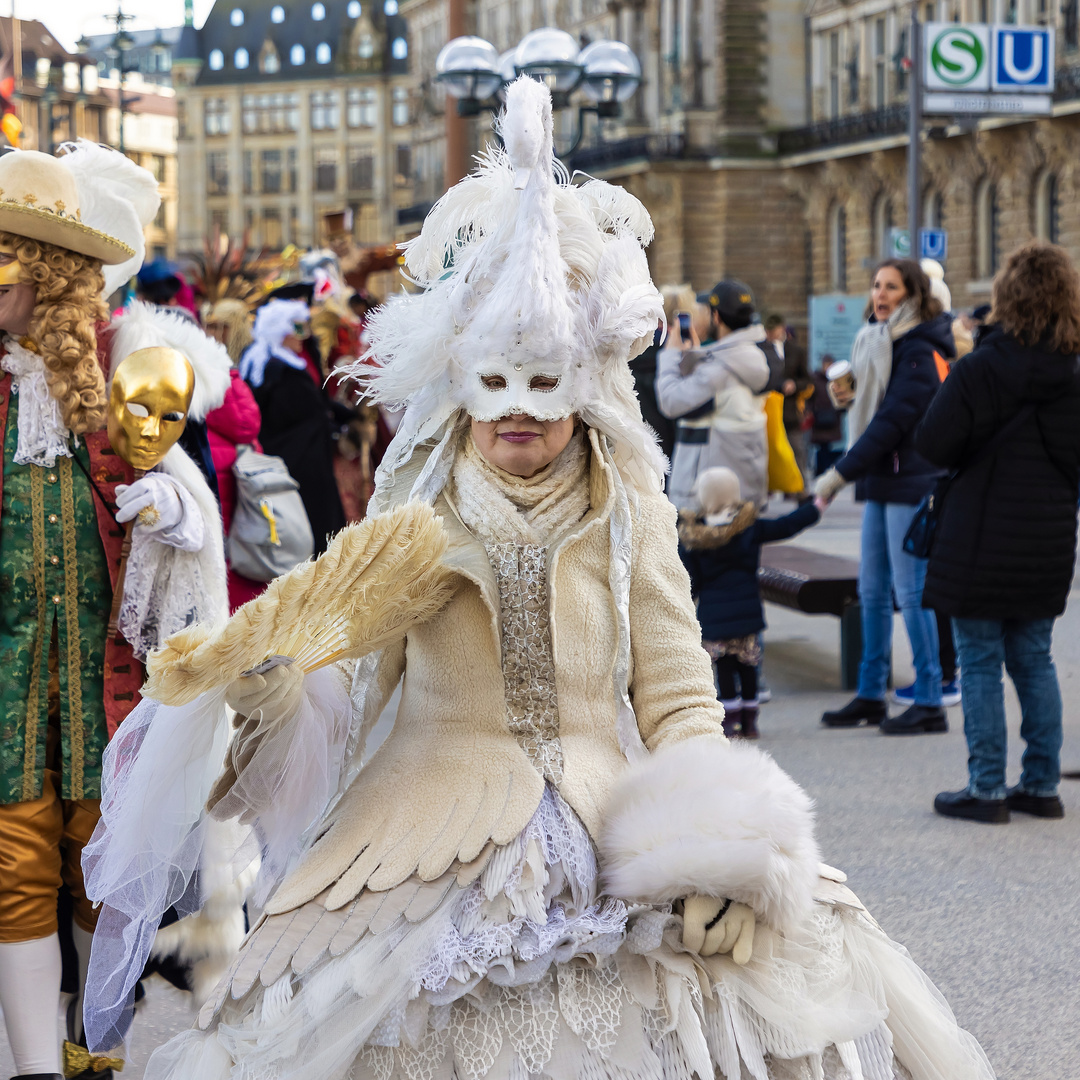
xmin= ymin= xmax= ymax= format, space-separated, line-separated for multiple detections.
xmin=266 ymin=430 xmax=729 ymax=916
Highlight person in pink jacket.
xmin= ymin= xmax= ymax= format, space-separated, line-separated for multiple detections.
xmin=206 ymin=367 xmax=264 ymax=611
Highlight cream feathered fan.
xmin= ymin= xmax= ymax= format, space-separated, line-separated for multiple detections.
xmin=143 ymin=503 xmax=456 ymax=706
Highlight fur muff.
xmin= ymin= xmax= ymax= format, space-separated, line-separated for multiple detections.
xmin=598 ymin=735 xmax=820 ymax=934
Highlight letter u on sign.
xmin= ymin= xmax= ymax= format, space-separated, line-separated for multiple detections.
xmin=992 ymin=27 xmax=1054 ymax=91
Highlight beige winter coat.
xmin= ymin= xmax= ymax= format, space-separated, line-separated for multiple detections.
xmin=266 ymin=429 xmax=726 ymax=914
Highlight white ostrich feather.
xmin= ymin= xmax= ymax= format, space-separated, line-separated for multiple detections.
xmin=109 ymin=301 xmax=232 ymax=421
xmin=59 ymin=140 xmax=161 ymax=298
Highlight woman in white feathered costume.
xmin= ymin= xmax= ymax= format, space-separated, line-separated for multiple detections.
xmin=83 ymin=81 xmax=994 ymax=1080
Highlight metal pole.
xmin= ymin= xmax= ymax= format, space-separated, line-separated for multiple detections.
xmin=444 ymin=0 xmax=467 ymax=187
xmin=906 ymin=5 xmax=921 ymax=259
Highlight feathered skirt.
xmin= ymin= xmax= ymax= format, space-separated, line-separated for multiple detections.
xmin=144 ymin=785 xmax=994 ymax=1080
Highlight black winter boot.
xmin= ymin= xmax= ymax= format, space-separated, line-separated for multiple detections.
xmin=736 ymin=704 xmax=759 ymax=740
xmin=880 ymin=704 xmax=948 ymax=735
xmin=820 ymin=697 xmax=887 ymax=728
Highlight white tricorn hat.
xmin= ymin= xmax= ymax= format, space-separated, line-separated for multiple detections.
xmin=0 ymin=148 xmax=135 ymax=264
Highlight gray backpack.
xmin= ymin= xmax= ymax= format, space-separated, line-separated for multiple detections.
xmin=228 ymin=446 xmax=314 ymax=582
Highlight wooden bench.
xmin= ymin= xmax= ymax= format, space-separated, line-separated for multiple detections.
xmin=758 ymin=545 xmax=862 ymax=689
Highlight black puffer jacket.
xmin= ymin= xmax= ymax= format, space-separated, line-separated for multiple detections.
xmin=915 ymin=327 xmax=1080 ymax=619
xmin=836 ymin=314 xmax=952 ymax=504
xmin=679 ymin=501 xmax=820 ymax=640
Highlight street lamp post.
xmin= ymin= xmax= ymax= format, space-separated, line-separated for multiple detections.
xmin=100 ymin=6 xmax=136 ymax=156
xmin=435 ymin=28 xmax=642 ymax=159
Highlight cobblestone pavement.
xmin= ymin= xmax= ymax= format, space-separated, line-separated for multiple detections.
xmin=2 ymin=490 xmax=1077 ymax=1079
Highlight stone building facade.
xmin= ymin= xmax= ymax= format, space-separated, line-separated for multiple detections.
xmin=393 ymin=0 xmax=1080 ymax=325
xmin=172 ymin=0 xmax=412 ymax=254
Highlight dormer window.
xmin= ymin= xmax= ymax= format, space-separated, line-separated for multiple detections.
xmin=260 ymin=40 xmax=282 ymax=73
xmin=209 ymin=48 xmax=225 ymax=70
xmin=316 ymin=42 xmax=331 ymax=63
xmin=348 ymin=0 xmax=361 ymax=14
xmin=235 ymin=47 xmax=250 ymax=68
xmin=311 ymin=2 xmax=326 ymax=18
xmin=271 ymin=4 xmax=285 ymax=21
xmin=384 ymin=0 xmax=398 ymax=12
xmin=230 ymin=7 xmax=244 ymax=25
xmin=391 ymin=36 xmax=407 ymax=59
xmin=291 ymin=43 xmax=306 ymax=65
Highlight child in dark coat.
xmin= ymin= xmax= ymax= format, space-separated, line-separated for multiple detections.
xmin=679 ymin=467 xmax=822 ymax=738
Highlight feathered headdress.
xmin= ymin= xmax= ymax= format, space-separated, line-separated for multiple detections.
xmin=57 ymin=141 xmax=162 ymax=298
xmin=353 ymin=76 xmax=665 ymax=495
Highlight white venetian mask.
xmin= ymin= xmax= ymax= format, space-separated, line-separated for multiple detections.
xmin=459 ymin=356 xmax=577 ymax=422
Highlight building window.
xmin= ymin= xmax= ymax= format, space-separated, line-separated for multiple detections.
xmin=385 ymin=0 xmax=398 ymax=13
xmin=289 ymin=204 xmax=299 ymax=243
xmin=895 ymin=28 xmax=908 ymax=93
xmin=347 ymin=87 xmax=378 ymax=127
xmin=207 ymin=98 xmax=233 ymax=136
xmin=230 ymin=7 xmax=245 ymax=26
xmin=207 ymin=151 xmax=229 ymax=195
xmin=975 ymin=179 xmax=1000 ymax=279
xmin=924 ymin=189 xmax=944 ymax=230
xmin=151 ymin=154 xmax=166 ymax=182
xmin=1066 ymin=0 xmax=1079 ymax=49
xmin=243 ymin=92 xmax=300 ymax=133
xmin=348 ymin=0 xmax=361 ymax=14
xmin=355 ymin=32 xmax=375 ymax=60
xmin=272 ymin=4 xmax=286 ymax=21
xmin=311 ymin=90 xmax=340 ymax=129
xmin=261 ymin=149 xmax=283 ymax=194
xmin=291 ymin=43 xmax=306 ymax=65
xmin=260 ymin=40 xmax=282 ymax=73
xmin=392 ymin=86 xmax=409 ymax=125
xmin=316 ymin=42 xmax=332 ymax=64
xmin=235 ymin=48 xmax=250 ymax=69
xmin=347 ymin=148 xmax=374 ymax=190
xmin=829 ymin=202 xmax=847 ymax=292
xmin=1034 ymin=171 xmax=1060 ymax=243
xmin=154 ymin=201 xmax=166 ymax=229
xmin=874 ymin=18 xmax=887 ymax=108
xmin=287 ymin=147 xmax=298 ymax=192
xmin=243 ymin=150 xmax=255 ymax=194
xmin=392 ymin=36 xmax=408 ymax=60
xmin=394 ymin=143 xmax=411 ymax=186
xmin=314 ymin=148 xmax=339 ymax=191
xmin=211 ymin=208 xmax=229 ymax=236
xmin=209 ymin=49 xmax=225 ymax=71
xmin=828 ymin=32 xmax=841 ymax=119
xmin=872 ymin=193 xmax=893 ymax=259
xmin=263 ymin=207 xmax=283 ymax=249
xmin=312 ymin=1 xmax=326 ymax=18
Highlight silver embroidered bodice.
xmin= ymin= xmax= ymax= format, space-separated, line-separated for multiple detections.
xmin=486 ymin=541 xmax=564 ymax=785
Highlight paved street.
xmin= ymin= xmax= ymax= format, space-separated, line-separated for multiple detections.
xmin=2 ymin=489 xmax=1077 ymax=1079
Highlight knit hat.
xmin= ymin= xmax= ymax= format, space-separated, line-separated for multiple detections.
xmin=696 ymin=467 xmax=742 ymax=525
xmin=920 ymin=259 xmax=952 ymax=313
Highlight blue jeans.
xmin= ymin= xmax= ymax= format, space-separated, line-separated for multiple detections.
xmin=952 ymin=617 xmax=1063 ymax=799
xmin=857 ymin=501 xmax=942 ymax=705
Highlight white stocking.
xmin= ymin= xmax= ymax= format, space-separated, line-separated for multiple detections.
xmin=0 ymin=934 xmax=62 ymax=1075
xmin=71 ymin=925 xmax=94 ymax=1045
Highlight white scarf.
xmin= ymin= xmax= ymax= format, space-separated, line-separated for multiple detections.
xmin=846 ymin=299 xmax=920 ymax=448
xmin=0 ymin=336 xmax=73 ymax=466
xmin=451 ymin=430 xmax=590 ymax=547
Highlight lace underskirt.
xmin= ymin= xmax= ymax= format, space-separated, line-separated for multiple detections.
xmin=144 ymin=783 xmax=993 ymax=1080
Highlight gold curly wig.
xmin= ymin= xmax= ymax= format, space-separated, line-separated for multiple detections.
xmin=1 ymin=230 xmax=109 ymax=435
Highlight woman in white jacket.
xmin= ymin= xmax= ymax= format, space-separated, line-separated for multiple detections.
xmin=84 ymin=80 xmax=995 ymax=1080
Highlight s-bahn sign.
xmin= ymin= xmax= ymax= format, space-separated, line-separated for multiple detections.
xmin=924 ymin=23 xmax=1055 ymax=113
xmin=924 ymin=23 xmax=1054 ymax=93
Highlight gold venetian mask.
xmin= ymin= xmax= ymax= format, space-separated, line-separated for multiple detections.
xmin=107 ymin=347 xmax=195 ymax=471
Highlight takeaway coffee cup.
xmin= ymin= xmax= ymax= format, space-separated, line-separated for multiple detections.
xmin=827 ymin=360 xmax=855 ymax=397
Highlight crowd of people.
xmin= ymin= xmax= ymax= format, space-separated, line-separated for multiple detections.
xmin=0 ymin=82 xmax=1074 ymax=1080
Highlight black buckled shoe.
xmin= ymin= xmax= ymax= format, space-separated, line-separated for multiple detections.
xmin=934 ymin=788 xmax=1010 ymax=823
xmin=880 ymin=704 xmax=947 ymax=735
xmin=1005 ymin=786 xmax=1065 ymax=819
xmin=820 ymin=697 xmax=887 ymax=727
xmin=11 ymin=1074 xmax=65 ymax=1079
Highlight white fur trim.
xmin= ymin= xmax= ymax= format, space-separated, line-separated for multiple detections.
xmin=598 ymin=736 xmax=820 ymax=933
xmin=109 ymin=301 xmax=232 ymax=421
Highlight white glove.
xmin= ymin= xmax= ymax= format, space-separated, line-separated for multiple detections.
xmin=225 ymin=657 xmax=305 ymax=724
xmin=682 ymin=895 xmax=756 ymax=964
xmin=813 ymin=466 xmax=847 ymax=504
xmin=115 ymin=473 xmax=204 ymax=551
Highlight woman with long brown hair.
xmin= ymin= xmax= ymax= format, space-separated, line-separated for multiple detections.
xmin=814 ymin=258 xmax=954 ymax=733
xmin=917 ymin=240 xmax=1080 ymax=823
